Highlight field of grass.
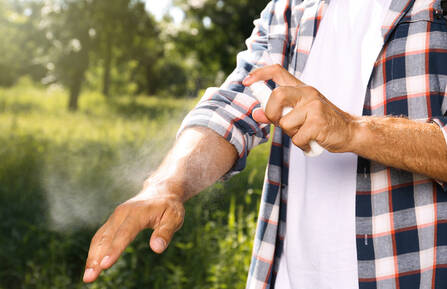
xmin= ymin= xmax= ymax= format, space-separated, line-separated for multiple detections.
xmin=0 ymin=80 xmax=271 ymax=289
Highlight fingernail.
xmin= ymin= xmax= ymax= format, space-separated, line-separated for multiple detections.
xmin=83 ymin=268 xmax=95 ymax=282
xmin=153 ymin=238 xmax=166 ymax=252
xmin=100 ymin=256 xmax=110 ymax=268
xmin=243 ymin=76 xmax=252 ymax=85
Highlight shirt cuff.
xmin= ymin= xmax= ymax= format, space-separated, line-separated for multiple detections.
xmin=177 ymin=87 xmax=269 ymax=180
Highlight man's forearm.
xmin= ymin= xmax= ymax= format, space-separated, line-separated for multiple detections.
xmin=83 ymin=127 xmax=237 ymax=283
xmin=244 ymin=64 xmax=447 ymax=183
xmin=142 ymin=127 xmax=238 ymax=201
xmin=350 ymin=116 xmax=447 ymax=182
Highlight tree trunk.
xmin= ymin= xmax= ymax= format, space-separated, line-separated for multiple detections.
xmin=68 ymin=68 xmax=85 ymax=111
xmin=68 ymin=83 xmax=81 ymax=111
xmin=102 ymin=34 xmax=112 ymax=97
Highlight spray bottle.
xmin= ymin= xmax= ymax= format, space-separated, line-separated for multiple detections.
xmin=249 ymin=69 xmax=324 ymax=157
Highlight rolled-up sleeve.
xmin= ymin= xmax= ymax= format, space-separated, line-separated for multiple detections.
xmin=178 ymin=1 xmax=283 ymax=177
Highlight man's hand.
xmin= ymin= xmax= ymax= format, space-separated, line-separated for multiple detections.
xmin=83 ymin=187 xmax=185 ymax=283
xmin=243 ymin=64 xmax=447 ymax=181
xmin=83 ymin=127 xmax=238 ymax=283
xmin=243 ymin=64 xmax=358 ymax=153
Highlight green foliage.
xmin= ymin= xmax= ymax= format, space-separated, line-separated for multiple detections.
xmin=0 ymin=0 xmax=46 ymax=86
xmin=174 ymin=0 xmax=270 ymax=84
xmin=0 ymin=0 xmax=269 ymax=109
xmin=88 ymin=0 xmax=162 ymax=97
xmin=0 ymin=83 xmax=270 ymax=289
xmin=0 ymin=0 xmax=273 ymax=286
xmin=152 ymin=58 xmax=189 ymax=97
xmin=3 ymin=0 xmax=165 ymax=109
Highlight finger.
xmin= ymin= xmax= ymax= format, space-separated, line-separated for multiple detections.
xmin=150 ymin=206 xmax=184 ymax=254
xmin=291 ymin=122 xmax=319 ymax=153
xmin=265 ymin=87 xmax=301 ymax=124
xmin=83 ymin=204 xmax=130 ymax=283
xmin=243 ymin=64 xmax=302 ymax=86
xmin=243 ymin=64 xmax=304 ymax=87
xmin=99 ymin=215 xmax=143 ymax=270
xmin=83 ymin=247 xmax=101 ymax=284
xmin=252 ymin=107 xmax=271 ymax=124
xmin=83 ymin=223 xmax=116 ymax=283
xmin=278 ymin=107 xmax=307 ymax=137
xmin=83 ymin=265 xmax=100 ymax=283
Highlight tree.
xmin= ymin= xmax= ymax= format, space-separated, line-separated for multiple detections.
xmin=37 ymin=0 xmax=95 ymax=110
xmin=90 ymin=0 xmax=162 ymax=97
xmin=173 ymin=0 xmax=269 ymax=89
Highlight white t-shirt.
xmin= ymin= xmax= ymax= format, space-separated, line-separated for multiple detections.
xmin=275 ymin=0 xmax=392 ymax=288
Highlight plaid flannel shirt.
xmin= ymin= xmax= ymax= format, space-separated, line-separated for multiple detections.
xmin=179 ymin=0 xmax=447 ymax=288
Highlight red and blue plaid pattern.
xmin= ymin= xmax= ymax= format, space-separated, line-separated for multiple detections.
xmin=179 ymin=0 xmax=447 ymax=288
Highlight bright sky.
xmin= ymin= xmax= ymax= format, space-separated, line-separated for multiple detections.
xmin=144 ymin=0 xmax=184 ymax=24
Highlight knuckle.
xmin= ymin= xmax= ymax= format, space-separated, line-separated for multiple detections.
xmin=91 ymin=233 xmax=102 ymax=246
xmin=271 ymin=87 xmax=286 ymax=102
xmin=309 ymin=99 xmax=324 ymax=112
xmin=86 ymin=257 xmax=99 ymax=268
xmin=308 ymin=125 xmax=321 ymax=139
xmin=270 ymin=87 xmax=280 ymax=99
xmin=291 ymin=136 xmax=304 ymax=148
xmin=170 ymin=206 xmax=185 ymax=225
xmin=264 ymin=109 xmax=278 ymax=124
xmin=273 ymin=64 xmax=282 ymax=71
xmin=97 ymin=233 xmax=110 ymax=247
xmin=278 ymin=117 xmax=287 ymax=129
xmin=303 ymin=85 xmax=318 ymax=95
xmin=300 ymin=86 xmax=317 ymax=100
xmin=309 ymin=87 xmax=319 ymax=96
xmin=278 ymin=117 xmax=292 ymax=132
xmin=90 ymin=226 xmax=108 ymax=245
xmin=176 ymin=210 xmax=185 ymax=226
xmin=172 ymin=219 xmax=184 ymax=232
xmin=160 ymin=207 xmax=184 ymax=232
xmin=177 ymin=210 xmax=185 ymax=222
xmin=292 ymin=135 xmax=308 ymax=150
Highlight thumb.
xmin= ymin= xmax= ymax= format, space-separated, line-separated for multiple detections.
xmin=149 ymin=208 xmax=184 ymax=254
xmin=253 ymin=107 xmax=271 ymax=124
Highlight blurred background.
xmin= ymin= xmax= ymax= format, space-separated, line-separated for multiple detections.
xmin=0 ymin=0 xmax=271 ymax=288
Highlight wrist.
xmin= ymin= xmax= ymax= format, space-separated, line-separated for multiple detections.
xmin=140 ymin=176 xmax=187 ymax=202
xmin=346 ymin=116 xmax=371 ymax=154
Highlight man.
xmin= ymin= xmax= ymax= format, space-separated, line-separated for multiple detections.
xmin=83 ymin=0 xmax=447 ymax=288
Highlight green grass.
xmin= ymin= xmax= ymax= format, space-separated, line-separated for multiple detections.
xmin=0 ymin=80 xmax=270 ymax=289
